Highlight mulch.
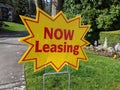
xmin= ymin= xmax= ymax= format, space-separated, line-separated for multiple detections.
xmin=88 ymin=49 xmax=120 ymax=59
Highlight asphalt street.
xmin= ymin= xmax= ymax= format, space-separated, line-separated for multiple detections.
xmin=0 ymin=37 xmax=27 ymax=90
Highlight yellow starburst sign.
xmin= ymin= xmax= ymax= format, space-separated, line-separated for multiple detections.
xmin=18 ymin=8 xmax=90 ymax=72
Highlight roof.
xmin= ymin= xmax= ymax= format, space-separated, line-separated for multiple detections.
xmin=0 ymin=3 xmax=13 ymax=9
xmin=6 ymin=4 xmax=13 ymax=9
xmin=0 ymin=3 xmax=6 ymax=8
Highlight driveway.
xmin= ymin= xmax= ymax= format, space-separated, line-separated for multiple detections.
xmin=0 ymin=37 xmax=27 ymax=90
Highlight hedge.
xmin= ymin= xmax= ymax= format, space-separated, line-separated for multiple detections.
xmin=99 ymin=30 xmax=120 ymax=47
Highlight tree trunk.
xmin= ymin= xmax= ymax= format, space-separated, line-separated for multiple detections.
xmin=51 ymin=0 xmax=64 ymax=17
xmin=34 ymin=0 xmax=38 ymax=8
xmin=51 ymin=0 xmax=58 ymax=17
xmin=34 ymin=0 xmax=38 ymax=9
xmin=34 ymin=0 xmax=44 ymax=10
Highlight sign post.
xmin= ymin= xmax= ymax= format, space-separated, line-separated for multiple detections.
xmin=43 ymin=67 xmax=70 ymax=90
xmin=18 ymin=8 xmax=90 ymax=89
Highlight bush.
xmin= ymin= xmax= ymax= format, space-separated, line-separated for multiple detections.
xmin=0 ymin=21 xmax=3 ymax=27
xmin=99 ymin=30 xmax=120 ymax=47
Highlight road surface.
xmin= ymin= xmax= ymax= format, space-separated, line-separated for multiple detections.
xmin=0 ymin=37 xmax=27 ymax=90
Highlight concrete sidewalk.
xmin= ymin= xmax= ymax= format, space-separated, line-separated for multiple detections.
xmin=0 ymin=37 xmax=27 ymax=90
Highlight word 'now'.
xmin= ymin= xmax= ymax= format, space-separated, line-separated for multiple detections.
xmin=44 ymin=27 xmax=74 ymax=40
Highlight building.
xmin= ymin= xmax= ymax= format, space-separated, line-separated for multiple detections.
xmin=0 ymin=3 xmax=13 ymax=21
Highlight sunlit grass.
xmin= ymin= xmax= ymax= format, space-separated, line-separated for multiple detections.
xmin=0 ymin=22 xmax=26 ymax=32
xmin=25 ymin=51 xmax=120 ymax=90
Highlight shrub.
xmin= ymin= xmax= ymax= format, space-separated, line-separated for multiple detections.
xmin=0 ymin=21 xmax=3 ymax=27
xmin=99 ymin=30 xmax=120 ymax=47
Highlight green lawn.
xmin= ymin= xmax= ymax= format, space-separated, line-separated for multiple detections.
xmin=24 ymin=51 xmax=120 ymax=90
xmin=0 ymin=22 xmax=26 ymax=32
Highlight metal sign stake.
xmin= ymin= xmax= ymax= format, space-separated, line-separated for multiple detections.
xmin=43 ymin=65 xmax=70 ymax=90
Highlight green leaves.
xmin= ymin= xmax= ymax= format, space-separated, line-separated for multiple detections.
xmin=63 ymin=0 xmax=120 ymax=44
xmin=96 ymin=5 xmax=120 ymax=30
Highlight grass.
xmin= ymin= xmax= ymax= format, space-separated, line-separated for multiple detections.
xmin=24 ymin=51 xmax=120 ymax=90
xmin=0 ymin=22 xmax=26 ymax=32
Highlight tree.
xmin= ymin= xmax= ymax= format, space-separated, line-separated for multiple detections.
xmin=63 ymin=0 xmax=120 ymax=44
xmin=12 ymin=0 xmax=28 ymax=23
xmin=0 ymin=0 xmax=13 ymax=5
xmin=51 ymin=0 xmax=64 ymax=16
xmin=51 ymin=0 xmax=58 ymax=16
xmin=0 ymin=21 xmax=3 ymax=27
xmin=27 ymin=0 xmax=36 ymax=15
xmin=33 ymin=0 xmax=45 ymax=11
xmin=96 ymin=4 xmax=120 ymax=30
xmin=34 ymin=0 xmax=38 ymax=8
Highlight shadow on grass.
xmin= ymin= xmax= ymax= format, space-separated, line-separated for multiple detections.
xmin=0 ymin=28 xmax=28 ymax=37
